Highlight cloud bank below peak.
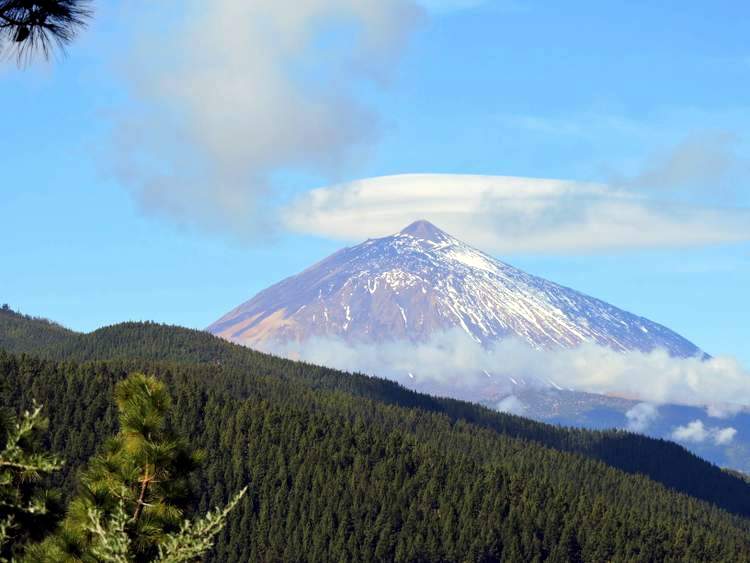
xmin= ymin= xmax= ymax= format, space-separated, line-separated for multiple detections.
xmin=265 ymin=331 xmax=750 ymax=415
xmin=283 ymin=174 xmax=750 ymax=254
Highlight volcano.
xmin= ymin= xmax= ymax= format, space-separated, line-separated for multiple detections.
xmin=208 ymin=220 xmax=701 ymax=358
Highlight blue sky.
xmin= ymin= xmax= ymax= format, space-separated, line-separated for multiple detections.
xmin=1 ymin=0 xmax=748 ymax=365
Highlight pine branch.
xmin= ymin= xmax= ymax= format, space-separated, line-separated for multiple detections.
xmin=0 ymin=401 xmax=64 ymax=558
xmin=85 ymin=501 xmax=132 ymax=563
xmin=0 ymin=514 xmax=14 ymax=556
xmin=156 ymin=487 xmax=248 ymax=563
xmin=0 ymin=0 xmax=92 ymax=64
xmin=83 ymin=487 xmax=248 ymax=563
xmin=0 ymin=402 xmax=63 ymax=479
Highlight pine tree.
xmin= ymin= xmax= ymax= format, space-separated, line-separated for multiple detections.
xmin=31 ymin=373 xmax=245 ymax=562
xmin=0 ymin=403 xmax=63 ymax=560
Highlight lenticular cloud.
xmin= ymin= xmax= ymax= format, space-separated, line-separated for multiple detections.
xmin=283 ymin=174 xmax=750 ymax=253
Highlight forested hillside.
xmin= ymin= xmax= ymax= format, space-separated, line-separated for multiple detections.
xmin=2 ymin=316 xmax=748 ymax=515
xmin=0 ymin=306 xmax=74 ymax=354
xmin=2 ymin=312 xmax=750 ymax=560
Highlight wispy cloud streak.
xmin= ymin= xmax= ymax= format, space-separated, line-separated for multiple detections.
xmin=111 ymin=0 xmax=423 ymax=238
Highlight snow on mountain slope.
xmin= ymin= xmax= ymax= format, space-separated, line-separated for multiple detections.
xmin=208 ymin=220 xmax=701 ymax=358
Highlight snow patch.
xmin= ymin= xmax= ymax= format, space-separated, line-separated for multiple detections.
xmin=398 ymin=305 xmax=407 ymax=327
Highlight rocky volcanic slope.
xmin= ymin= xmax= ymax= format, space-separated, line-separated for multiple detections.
xmin=208 ymin=220 xmax=701 ymax=357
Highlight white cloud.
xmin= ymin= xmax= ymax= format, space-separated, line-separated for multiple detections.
xmin=671 ymin=420 xmax=710 ymax=443
xmin=714 ymin=426 xmax=738 ymax=445
xmin=283 ymin=174 xmax=750 ymax=253
xmin=495 ymin=395 xmax=526 ymax=416
xmin=706 ymin=402 xmax=745 ymax=419
xmin=264 ymin=330 xmax=750 ymax=411
xmin=671 ymin=420 xmax=737 ymax=445
xmin=112 ymin=0 xmax=423 ymax=237
xmin=672 ymin=420 xmax=709 ymax=442
xmin=625 ymin=403 xmax=659 ymax=433
xmin=268 ymin=329 xmax=516 ymax=399
xmin=109 ymin=2 xmax=749 ymax=250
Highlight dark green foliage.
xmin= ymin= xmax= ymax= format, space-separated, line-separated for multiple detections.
xmin=2 ymin=348 xmax=750 ymax=560
xmin=33 ymin=373 xmax=203 ymax=561
xmin=0 ymin=307 xmax=74 ymax=356
xmin=3 ymin=316 xmax=750 ymax=560
xmin=0 ymin=403 xmax=63 ymax=560
xmin=5 ymin=319 xmax=750 ymax=519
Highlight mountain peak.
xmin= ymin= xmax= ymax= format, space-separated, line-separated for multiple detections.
xmin=399 ymin=220 xmax=449 ymax=242
xmin=209 ymin=220 xmax=701 ymax=359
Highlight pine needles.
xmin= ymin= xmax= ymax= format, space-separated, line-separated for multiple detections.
xmin=0 ymin=0 xmax=92 ymax=64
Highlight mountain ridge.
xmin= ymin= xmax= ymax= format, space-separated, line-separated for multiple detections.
xmin=208 ymin=220 xmax=702 ymax=358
